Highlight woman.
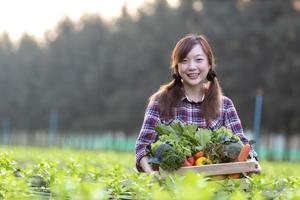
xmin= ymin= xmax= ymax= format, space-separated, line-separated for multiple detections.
xmin=135 ymin=34 xmax=258 ymax=173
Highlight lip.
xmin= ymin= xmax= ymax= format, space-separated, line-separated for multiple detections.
xmin=187 ymin=73 xmax=200 ymax=79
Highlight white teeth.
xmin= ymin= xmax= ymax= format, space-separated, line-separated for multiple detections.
xmin=187 ymin=73 xmax=199 ymax=78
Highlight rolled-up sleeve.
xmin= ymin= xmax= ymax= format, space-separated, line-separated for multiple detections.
xmin=135 ymin=99 xmax=161 ymax=171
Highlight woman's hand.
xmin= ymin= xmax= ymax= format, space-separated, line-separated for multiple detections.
xmin=140 ymin=156 xmax=159 ymax=174
xmin=250 ymin=157 xmax=261 ymax=174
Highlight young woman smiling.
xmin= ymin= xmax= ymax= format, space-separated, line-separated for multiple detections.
xmin=135 ymin=34 xmax=258 ymax=174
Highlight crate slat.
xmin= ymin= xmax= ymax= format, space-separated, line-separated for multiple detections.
xmin=160 ymin=161 xmax=258 ymax=176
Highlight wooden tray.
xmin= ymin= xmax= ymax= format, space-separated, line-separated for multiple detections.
xmin=159 ymin=161 xmax=258 ymax=176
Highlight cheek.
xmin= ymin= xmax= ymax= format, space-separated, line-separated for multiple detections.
xmin=177 ymin=64 xmax=186 ymax=74
xmin=200 ymin=63 xmax=210 ymax=72
xmin=203 ymin=66 xmax=210 ymax=73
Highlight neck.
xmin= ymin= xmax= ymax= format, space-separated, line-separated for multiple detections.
xmin=183 ymin=84 xmax=205 ymax=102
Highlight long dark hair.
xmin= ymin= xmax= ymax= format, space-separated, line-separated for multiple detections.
xmin=151 ymin=34 xmax=223 ymax=120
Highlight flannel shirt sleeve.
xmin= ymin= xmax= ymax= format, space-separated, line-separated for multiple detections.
xmin=223 ymin=96 xmax=258 ymax=159
xmin=135 ymin=99 xmax=160 ymax=172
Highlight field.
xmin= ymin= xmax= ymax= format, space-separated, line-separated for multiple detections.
xmin=0 ymin=147 xmax=300 ymax=199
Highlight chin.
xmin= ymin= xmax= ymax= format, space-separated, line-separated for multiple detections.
xmin=186 ymin=80 xmax=202 ymax=87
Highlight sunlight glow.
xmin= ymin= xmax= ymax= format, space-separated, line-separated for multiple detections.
xmin=0 ymin=0 xmax=178 ymax=43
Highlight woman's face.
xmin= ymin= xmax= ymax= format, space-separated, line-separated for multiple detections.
xmin=178 ymin=44 xmax=210 ymax=88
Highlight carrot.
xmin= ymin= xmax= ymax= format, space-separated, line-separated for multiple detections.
xmin=228 ymin=144 xmax=251 ymax=179
xmin=237 ymin=143 xmax=251 ymax=162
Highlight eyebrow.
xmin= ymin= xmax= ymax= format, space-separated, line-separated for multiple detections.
xmin=186 ymin=54 xmax=205 ymax=58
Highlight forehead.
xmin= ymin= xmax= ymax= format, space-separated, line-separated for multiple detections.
xmin=186 ymin=44 xmax=206 ymax=57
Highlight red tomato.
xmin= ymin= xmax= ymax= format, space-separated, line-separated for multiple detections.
xmin=187 ymin=156 xmax=195 ymax=165
xmin=194 ymin=151 xmax=205 ymax=160
xmin=183 ymin=159 xmax=193 ymax=167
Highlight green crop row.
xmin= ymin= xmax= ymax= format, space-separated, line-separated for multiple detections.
xmin=0 ymin=146 xmax=299 ymax=199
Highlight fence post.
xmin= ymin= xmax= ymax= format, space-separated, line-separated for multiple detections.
xmin=2 ymin=119 xmax=11 ymax=146
xmin=49 ymin=110 xmax=58 ymax=146
xmin=253 ymin=89 xmax=263 ymax=151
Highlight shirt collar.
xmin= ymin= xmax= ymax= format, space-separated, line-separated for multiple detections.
xmin=181 ymin=94 xmax=205 ymax=104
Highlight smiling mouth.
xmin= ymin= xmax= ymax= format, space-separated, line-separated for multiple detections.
xmin=187 ymin=73 xmax=199 ymax=79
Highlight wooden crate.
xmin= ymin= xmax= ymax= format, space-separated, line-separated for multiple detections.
xmin=160 ymin=161 xmax=259 ymax=176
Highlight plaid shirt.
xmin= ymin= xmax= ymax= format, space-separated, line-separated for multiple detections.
xmin=135 ymin=95 xmax=254 ymax=171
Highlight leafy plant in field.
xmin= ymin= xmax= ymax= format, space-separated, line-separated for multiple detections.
xmin=0 ymin=147 xmax=299 ymax=199
xmin=0 ymin=152 xmax=18 ymax=171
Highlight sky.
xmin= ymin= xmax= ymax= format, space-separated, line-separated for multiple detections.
xmin=0 ymin=0 xmax=178 ymax=43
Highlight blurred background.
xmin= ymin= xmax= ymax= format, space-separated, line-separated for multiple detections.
xmin=0 ymin=0 xmax=299 ymax=161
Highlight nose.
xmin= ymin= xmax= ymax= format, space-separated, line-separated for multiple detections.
xmin=187 ymin=60 xmax=197 ymax=70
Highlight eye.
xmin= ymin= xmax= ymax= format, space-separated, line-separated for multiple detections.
xmin=196 ymin=58 xmax=203 ymax=62
xmin=181 ymin=59 xmax=188 ymax=64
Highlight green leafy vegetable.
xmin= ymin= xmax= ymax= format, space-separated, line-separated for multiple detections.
xmin=148 ymin=142 xmax=185 ymax=171
xmin=149 ymin=120 xmax=247 ymax=170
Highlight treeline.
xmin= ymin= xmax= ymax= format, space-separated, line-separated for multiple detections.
xmin=0 ymin=0 xmax=299 ymax=136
